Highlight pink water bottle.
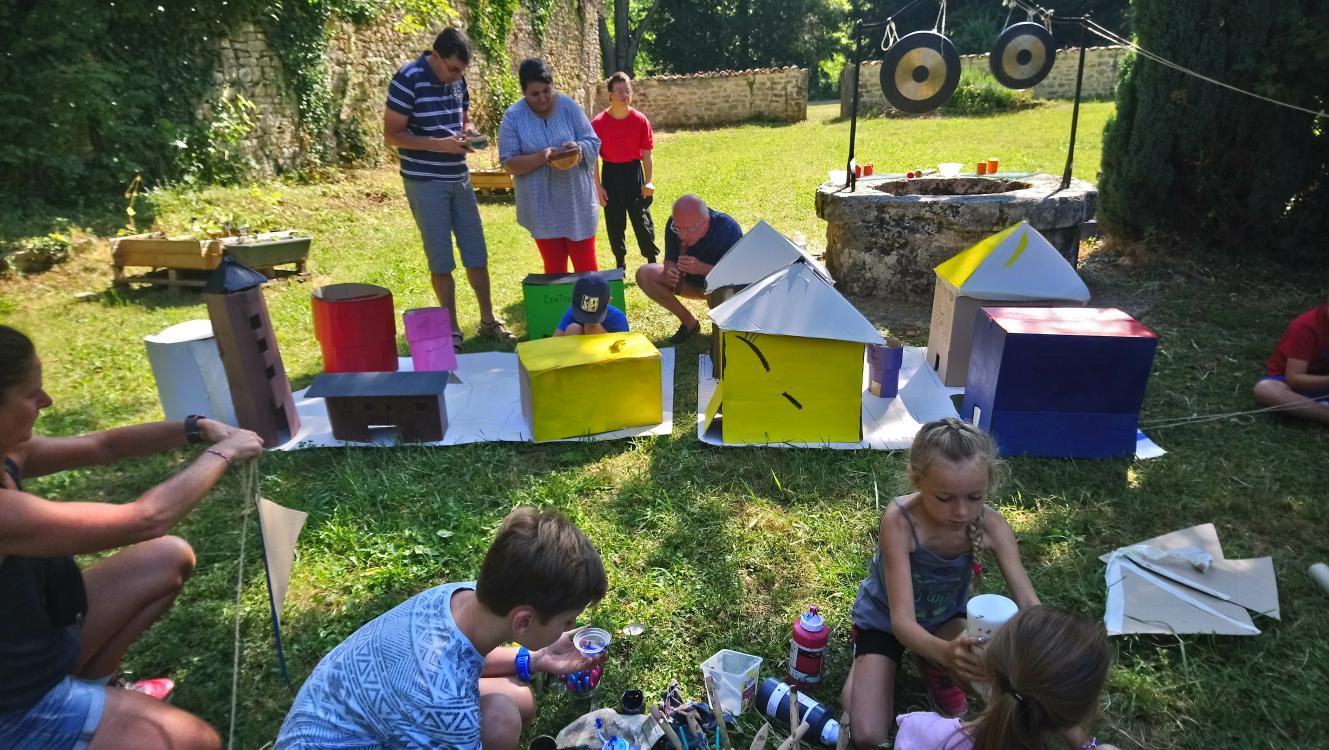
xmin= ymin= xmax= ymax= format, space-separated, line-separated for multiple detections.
xmin=788 ymin=605 xmax=829 ymax=687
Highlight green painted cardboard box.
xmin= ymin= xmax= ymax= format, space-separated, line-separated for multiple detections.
xmin=522 ymin=269 xmax=627 ymax=339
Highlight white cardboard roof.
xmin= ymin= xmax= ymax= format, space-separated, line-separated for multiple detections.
xmin=709 ymin=261 xmax=884 ymax=345
xmin=934 ymin=222 xmax=1090 ymax=302
xmin=705 ymin=220 xmax=831 ymax=290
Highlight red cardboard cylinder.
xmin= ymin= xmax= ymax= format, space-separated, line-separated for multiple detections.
xmin=311 ymin=283 xmax=398 ymax=373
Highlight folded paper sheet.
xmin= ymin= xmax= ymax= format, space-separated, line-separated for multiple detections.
xmin=698 ymin=345 xmax=959 ymax=449
xmin=1102 ymin=523 xmax=1278 ymax=636
xmin=255 ymin=496 xmax=307 ymax=680
xmin=274 ymin=350 xmax=674 ymax=449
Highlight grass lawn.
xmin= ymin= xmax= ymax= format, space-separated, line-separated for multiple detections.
xmin=3 ymin=100 xmax=1328 ymax=749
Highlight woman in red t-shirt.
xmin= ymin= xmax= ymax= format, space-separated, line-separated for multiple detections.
xmin=591 ymin=72 xmax=659 ymax=270
xmin=1253 ymin=293 xmax=1329 ymax=425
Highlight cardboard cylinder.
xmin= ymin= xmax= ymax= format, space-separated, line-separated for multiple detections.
xmin=966 ymin=594 xmax=1018 ymax=640
xmin=403 ymin=307 xmax=457 ymax=372
xmin=311 ymin=283 xmax=397 ymax=373
xmin=144 ymin=320 xmax=237 ymax=424
xmin=868 ymin=339 xmax=904 ymax=398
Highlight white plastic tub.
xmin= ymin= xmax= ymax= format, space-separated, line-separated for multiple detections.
xmin=700 ymin=649 xmax=763 ymax=715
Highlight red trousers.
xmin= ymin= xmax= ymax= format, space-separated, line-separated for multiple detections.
xmin=535 ymin=236 xmax=598 ymax=274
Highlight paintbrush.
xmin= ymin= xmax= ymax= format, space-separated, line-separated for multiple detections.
xmin=704 ymin=675 xmax=733 ymax=750
xmin=834 ymin=712 xmax=850 ymax=750
xmin=684 ymin=709 xmax=705 ymax=746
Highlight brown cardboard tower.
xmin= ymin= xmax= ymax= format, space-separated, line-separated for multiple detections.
xmin=204 ymin=257 xmax=300 ymax=445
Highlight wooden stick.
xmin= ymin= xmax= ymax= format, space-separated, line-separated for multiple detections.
xmin=775 ymin=721 xmax=811 ymax=750
xmin=834 ymin=712 xmax=850 ymax=750
xmin=704 ymin=675 xmax=733 ymax=750
xmin=652 ymin=707 xmax=685 ymax=750
xmin=748 ymin=724 xmax=771 ymax=750
xmin=788 ymin=687 xmax=800 ymax=735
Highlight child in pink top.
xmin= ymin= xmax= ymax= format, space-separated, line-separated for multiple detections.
xmin=891 ymin=606 xmax=1120 ymax=750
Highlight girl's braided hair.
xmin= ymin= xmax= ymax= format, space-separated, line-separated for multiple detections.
xmin=907 ymin=418 xmax=1003 ymax=592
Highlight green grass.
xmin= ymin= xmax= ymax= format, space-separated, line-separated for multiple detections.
xmin=3 ymin=101 xmax=1328 ymax=748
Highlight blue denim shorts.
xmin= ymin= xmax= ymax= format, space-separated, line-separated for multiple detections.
xmin=402 ymin=176 xmax=488 ymax=274
xmin=0 ymin=676 xmax=106 ymax=750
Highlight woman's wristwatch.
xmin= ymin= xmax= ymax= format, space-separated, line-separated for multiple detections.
xmin=184 ymin=414 xmax=205 ymax=444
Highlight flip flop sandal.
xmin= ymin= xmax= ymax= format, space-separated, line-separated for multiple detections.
xmin=479 ymin=319 xmax=517 ymax=345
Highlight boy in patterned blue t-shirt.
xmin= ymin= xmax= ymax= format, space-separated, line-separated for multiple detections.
xmin=277 ymin=508 xmax=608 ymax=750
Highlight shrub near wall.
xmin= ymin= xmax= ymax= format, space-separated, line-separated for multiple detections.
xmin=0 ymin=0 xmax=599 ymax=206
xmin=1098 ymin=0 xmax=1329 ymax=248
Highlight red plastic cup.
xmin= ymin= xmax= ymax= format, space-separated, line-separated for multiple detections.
xmin=987 ymin=157 xmax=999 ymax=174
xmin=976 ymin=162 xmax=989 ymax=176
xmin=863 ymin=163 xmax=875 ymax=176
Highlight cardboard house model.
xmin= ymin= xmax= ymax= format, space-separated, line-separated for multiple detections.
xmin=704 ymin=261 xmax=885 ymax=444
xmin=204 ymin=257 xmax=300 ymax=445
xmin=705 ymin=220 xmax=830 ymax=292
xmin=927 ymin=222 xmax=1091 ymax=387
xmin=960 ymin=307 xmax=1158 ymax=458
xmin=305 ymin=371 xmax=450 ymax=443
xmin=517 ymin=332 xmax=662 ymax=442
xmin=522 ymin=269 xmax=627 ymax=340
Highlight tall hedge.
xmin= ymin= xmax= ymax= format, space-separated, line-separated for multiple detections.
xmin=1099 ymin=0 xmax=1329 ymax=248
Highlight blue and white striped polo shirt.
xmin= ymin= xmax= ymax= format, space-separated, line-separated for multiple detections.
xmin=386 ymin=52 xmax=471 ymax=182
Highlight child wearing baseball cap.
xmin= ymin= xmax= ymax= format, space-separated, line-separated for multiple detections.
xmin=554 ymin=275 xmax=630 ymax=336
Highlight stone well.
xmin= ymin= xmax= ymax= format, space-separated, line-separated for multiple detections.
xmin=814 ymin=172 xmax=1096 ymax=297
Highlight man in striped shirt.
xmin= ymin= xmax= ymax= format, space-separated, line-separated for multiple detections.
xmin=385 ymin=27 xmax=516 ymax=347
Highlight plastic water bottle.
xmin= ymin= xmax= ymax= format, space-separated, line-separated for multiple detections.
xmin=788 ymin=605 xmax=829 ymax=687
xmin=755 ymin=678 xmax=840 ymax=746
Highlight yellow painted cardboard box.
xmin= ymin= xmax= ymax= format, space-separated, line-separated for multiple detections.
xmin=705 ymin=331 xmax=864 ymax=443
xmin=517 ymin=332 xmax=662 ymax=442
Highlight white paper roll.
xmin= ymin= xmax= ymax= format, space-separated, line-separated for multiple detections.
xmin=1309 ymin=563 xmax=1329 ymax=596
xmin=144 ymin=320 xmax=236 ymax=424
xmin=966 ymin=594 xmax=1018 ymax=640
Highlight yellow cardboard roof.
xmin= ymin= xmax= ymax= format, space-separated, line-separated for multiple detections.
xmin=517 ymin=331 xmax=659 ymax=371
xmin=934 ymin=222 xmax=1090 ymax=302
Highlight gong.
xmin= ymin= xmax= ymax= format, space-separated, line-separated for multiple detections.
xmin=990 ymin=21 xmax=1056 ymax=90
xmin=879 ymin=30 xmax=961 ymax=114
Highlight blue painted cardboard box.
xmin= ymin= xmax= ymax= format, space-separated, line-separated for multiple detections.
xmin=960 ymin=307 xmax=1158 ymax=458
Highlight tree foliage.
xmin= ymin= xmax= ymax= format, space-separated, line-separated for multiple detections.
xmin=1098 ymin=0 xmax=1329 ymax=247
xmin=644 ymin=0 xmax=850 ymax=97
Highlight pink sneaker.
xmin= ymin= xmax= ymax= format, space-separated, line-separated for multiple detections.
xmin=129 ymin=678 xmax=175 ymax=701
xmin=914 ymin=658 xmax=966 ymax=717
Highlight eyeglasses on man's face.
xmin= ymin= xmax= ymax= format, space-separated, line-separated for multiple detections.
xmin=670 ymin=217 xmax=704 ymax=236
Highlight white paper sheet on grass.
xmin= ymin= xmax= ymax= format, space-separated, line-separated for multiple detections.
xmin=696 ymin=345 xmax=959 ymax=450
xmin=274 ymin=349 xmax=674 ymax=449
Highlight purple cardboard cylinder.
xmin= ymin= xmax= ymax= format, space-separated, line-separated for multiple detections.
xmin=869 ymin=340 xmax=904 ymax=398
xmin=403 ymin=307 xmax=457 ymax=372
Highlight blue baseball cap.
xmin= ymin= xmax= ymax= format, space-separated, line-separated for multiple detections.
xmin=571 ymin=275 xmax=611 ymax=325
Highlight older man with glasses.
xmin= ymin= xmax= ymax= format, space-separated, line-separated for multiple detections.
xmin=635 ymin=195 xmax=743 ymax=343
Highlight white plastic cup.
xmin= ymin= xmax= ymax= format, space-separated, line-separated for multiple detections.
xmin=967 ymin=594 xmax=1018 ymax=641
xmin=573 ymin=627 xmax=611 ymax=657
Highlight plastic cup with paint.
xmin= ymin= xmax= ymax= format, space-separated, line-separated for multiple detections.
xmin=966 ymin=594 xmax=1018 ymax=641
xmin=574 ymin=626 xmax=612 ymax=658
xmin=986 ymin=157 xmax=999 ymax=174
xmin=976 ymin=161 xmax=988 ymax=176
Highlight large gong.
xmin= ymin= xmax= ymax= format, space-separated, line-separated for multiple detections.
xmin=879 ymin=30 xmax=961 ymax=114
xmin=989 ymin=21 xmax=1056 ymax=89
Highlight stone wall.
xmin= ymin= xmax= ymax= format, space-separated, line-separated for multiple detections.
xmin=591 ymin=68 xmax=808 ymax=129
xmin=839 ymin=45 xmax=1127 ymax=118
xmin=207 ymin=0 xmax=602 ymax=176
